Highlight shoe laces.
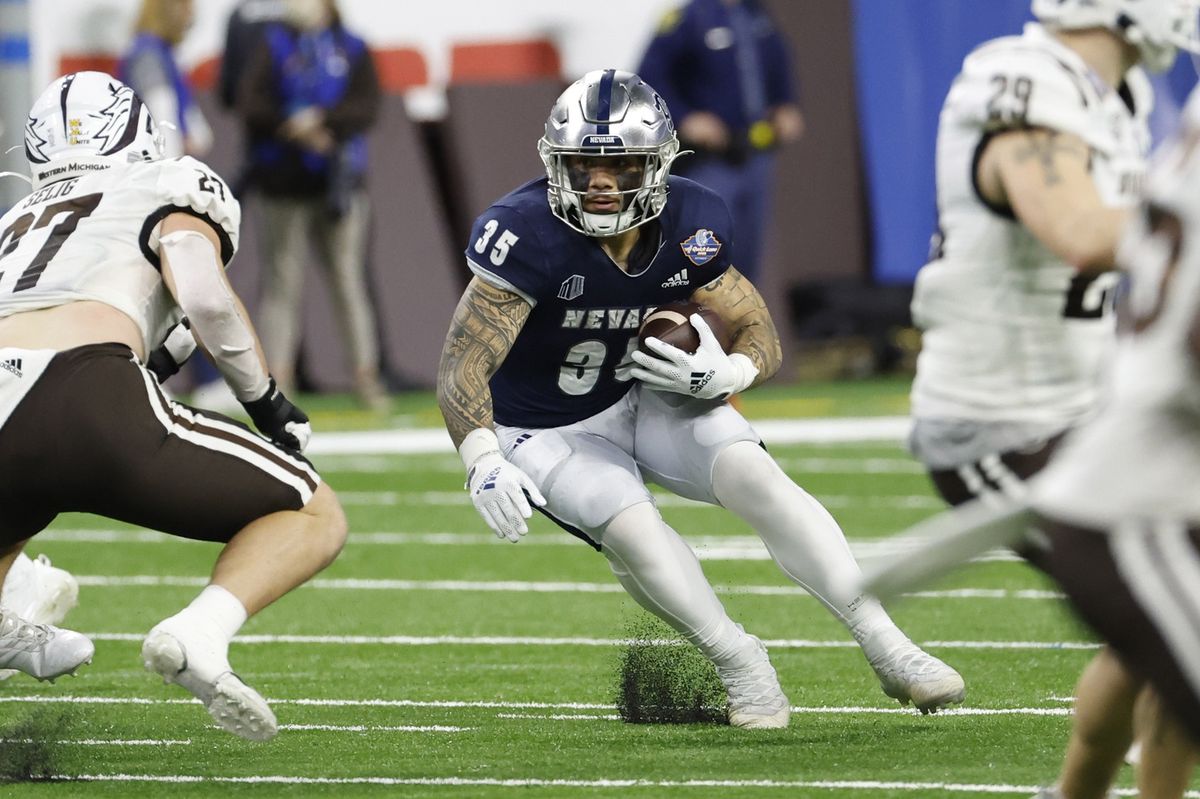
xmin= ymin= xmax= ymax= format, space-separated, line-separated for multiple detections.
xmin=0 ymin=610 xmax=52 ymax=653
xmin=719 ymin=642 xmax=784 ymax=710
xmin=871 ymin=644 xmax=950 ymax=683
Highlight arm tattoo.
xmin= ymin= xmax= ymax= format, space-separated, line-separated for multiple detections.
xmin=691 ymin=267 xmax=782 ymax=385
xmin=437 ymin=278 xmax=531 ymax=447
xmin=1013 ymin=130 xmax=1088 ymax=187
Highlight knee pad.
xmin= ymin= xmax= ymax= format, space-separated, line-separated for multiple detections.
xmin=712 ymin=440 xmax=784 ymax=507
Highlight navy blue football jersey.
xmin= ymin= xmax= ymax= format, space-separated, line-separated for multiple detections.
xmin=466 ymin=175 xmax=735 ymax=428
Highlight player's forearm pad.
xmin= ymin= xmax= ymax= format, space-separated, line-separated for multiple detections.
xmin=159 ymin=229 xmax=270 ymax=402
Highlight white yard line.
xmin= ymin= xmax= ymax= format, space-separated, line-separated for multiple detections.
xmin=47 ymin=774 xmax=1189 ymax=796
xmin=0 ymin=696 xmax=1073 ymax=715
xmin=0 ymin=738 xmax=190 ymax=746
xmin=496 ymin=707 xmax=1071 ymax=719
xmin=70 ymin=574 xmax=1060 ymax=599
xmin=61 ymin=633 xmax=1099 ymax=650
xmin=32 ymin=529 xmax=1024 ymax=563
xmin=305 ymin=417 xmax=913 ymax=456
xmin=336 ymin=490 xmax=947 ymax=511
xmin=277 ymin=724 xmax=470 ymax=732
xmin=316 ymin=455 xmax=925 ymax=475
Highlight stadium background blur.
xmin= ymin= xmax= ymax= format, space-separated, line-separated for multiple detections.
xmin=3 ymin=0 xmax=1198 ymax=391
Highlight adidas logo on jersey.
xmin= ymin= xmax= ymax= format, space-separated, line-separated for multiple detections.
xmin=0 ymin=358 xmax=22 ymax=378
xmin=661 ymin=270 xmax=689 ymax=288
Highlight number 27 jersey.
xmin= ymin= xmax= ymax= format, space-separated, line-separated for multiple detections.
xmin=0 ymin=156 xmax=239 ymax=356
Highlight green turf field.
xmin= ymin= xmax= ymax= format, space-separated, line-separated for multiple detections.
xmin=1 ymin=382 xmax=1191 ymax=797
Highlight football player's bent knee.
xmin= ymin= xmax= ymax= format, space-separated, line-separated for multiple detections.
xmin=301 ymin=483 xmax=348 ymax=565
xmin=600 ymin=501 xmax=662 ymax=549
xmin=712 ymin=441 xmax=786 ymax=506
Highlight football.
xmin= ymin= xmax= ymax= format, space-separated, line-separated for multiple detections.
xmin=638 ymin=300 xmax=731 ymax=356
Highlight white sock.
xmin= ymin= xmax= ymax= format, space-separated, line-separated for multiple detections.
xmin=712 ymin=441 xmax=909 ymax=660
xmin=0 ymin=552 xmax=34 ymax=609
xmin=601 ymin=502 xmax=759 ymax=672
xmin=183 ymin=584 xmax=248 ymax=644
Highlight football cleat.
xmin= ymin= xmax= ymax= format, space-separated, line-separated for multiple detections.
xmin=142 ymin=617 xmax=277 ymax=741
xmin=868 ymin=641 xmax=966 ymax=714
xmin=717 ymin=635 xmax=791 ymax=729
xmin=0 ymin=608 xmax=93 ymax=681
xmin=0 ymin=554 xmax=81 ymax=681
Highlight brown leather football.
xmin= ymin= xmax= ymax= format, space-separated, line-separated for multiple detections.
xmin=638 ymin=300 xmax=731 ymax=355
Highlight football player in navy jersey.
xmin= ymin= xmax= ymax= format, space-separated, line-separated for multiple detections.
xmin=437 ymin=69 xmax=965 ymax=728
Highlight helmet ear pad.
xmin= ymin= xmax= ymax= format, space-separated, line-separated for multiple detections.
xmin=539 ymin=69 xmax=681 ymax=237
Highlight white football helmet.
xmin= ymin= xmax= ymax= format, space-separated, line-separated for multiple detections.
xmin=1032 ymin=0 xmax=1200 ymax=72
xmin=25 ymin=72 xmax=164 ymax=185
xmin=539 ymin=69 xmax=681 ymax=237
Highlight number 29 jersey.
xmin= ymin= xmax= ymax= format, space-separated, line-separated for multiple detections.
xmin=465 ymin=176 xmax=734 ymax=428
xmin=911 ymin=23 xmax=1151 ymax=428
xmin=0 ymin=156 xmax=239 ymax=356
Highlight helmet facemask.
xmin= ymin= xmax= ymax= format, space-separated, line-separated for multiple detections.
xmin=539 ymin=69 xmax=682 ymax=237
xmin=1119 ymin=0 xmax=1200 ymax=72
xmin=1032 ymin=0 xmax=1200 ymax=72
xmin=539 ymin=143 xmax=678 ymax=237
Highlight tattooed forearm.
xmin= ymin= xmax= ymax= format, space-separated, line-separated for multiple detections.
xmin=437 ymin=277 xmax=532 ymax=447
xmin=692 ymin=267 xmax=782 ymax=385
xmin=1012 ymin=129 xmax=1088 ymax=187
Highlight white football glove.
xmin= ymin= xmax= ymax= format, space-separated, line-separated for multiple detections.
xmin=459 ymin=429 xmax=546 ymax=543
xmin=629 ymin=313 xmax=758 ymax=400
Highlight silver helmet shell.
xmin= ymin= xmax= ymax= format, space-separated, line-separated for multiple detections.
xmin=1032 ymin=0 xmax=1200 ymax=72
xmin=25 ymin=71 xmax=165 ymax=187
xmin=538 ymin=69 xmax=681 ymax=237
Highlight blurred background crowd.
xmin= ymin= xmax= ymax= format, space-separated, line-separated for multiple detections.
xmin=1 ymin=0 xmax=1196 ymax=405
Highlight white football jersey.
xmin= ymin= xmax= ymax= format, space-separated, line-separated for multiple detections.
xmin=911 ymin=23 xmax=1151 ymax=430
xmin=0 ymin=155 xmax=239 ymax=355
xmin=1035 ymin=90 xmax=1200 ymax=526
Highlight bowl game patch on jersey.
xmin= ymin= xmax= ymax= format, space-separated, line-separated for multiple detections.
xmin=680 ymin=228 xmax=722 ymax=266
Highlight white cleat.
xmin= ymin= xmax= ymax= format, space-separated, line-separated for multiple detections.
xmin=868 ymin=641 xmax=966 ymax=714
xmin=142 ymin=620 xmax=276 ymax=742
xmin=0 ymin=608 xmax=93 ymax=681
xmin=1 ymin=553 xmax=80 ymax=625
xmin=0 ymin=553 xmax=81 ymax=681
xmin=717 ymin=635 xmax=791 ymax=729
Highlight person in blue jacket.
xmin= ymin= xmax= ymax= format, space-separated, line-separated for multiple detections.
xmin=236 ymin=0 xmax=387 ymax=410
xmin=121 ymin=0 xmax=213 ymax=159
xmin=638 ymin=0 xmax=805 ymax=284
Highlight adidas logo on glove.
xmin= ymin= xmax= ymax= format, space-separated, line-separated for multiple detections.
xmin=689 ymin=369 xmax=715 ymax=394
